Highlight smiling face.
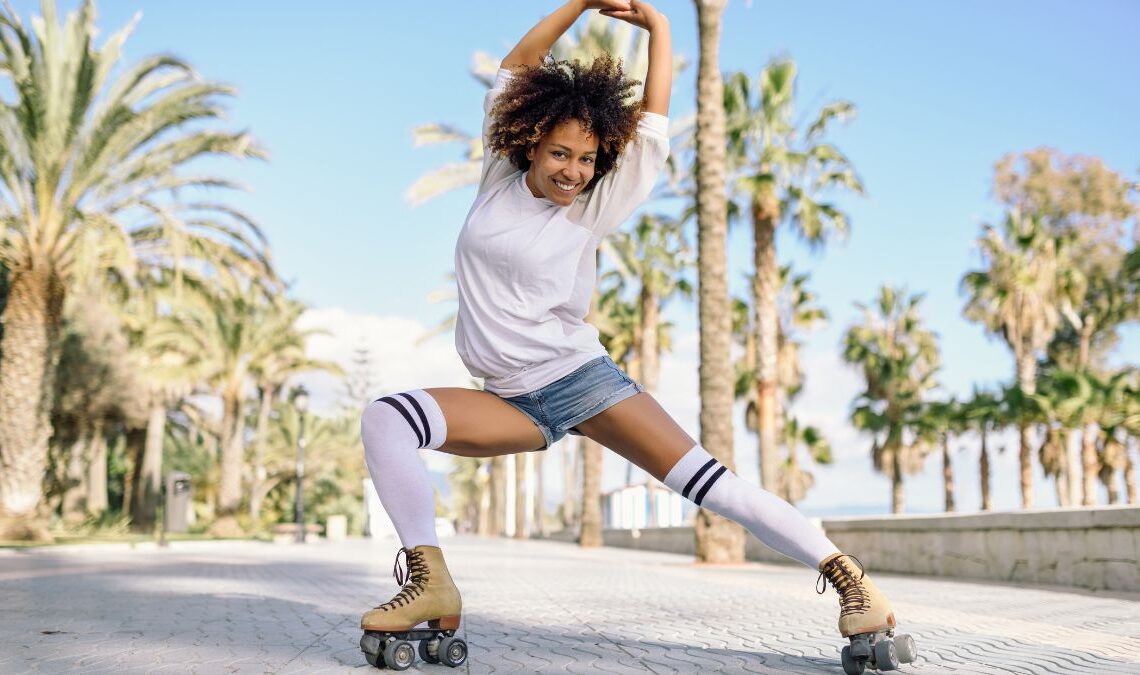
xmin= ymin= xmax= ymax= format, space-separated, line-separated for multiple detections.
xmin=524 ymin=118 xmax=599 ymax=206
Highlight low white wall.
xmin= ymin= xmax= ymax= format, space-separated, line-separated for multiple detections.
xmin=822 ymin=505 xmax=1140 ymax=592
xmin=550 ymin=505 xmax=1140 ymax=592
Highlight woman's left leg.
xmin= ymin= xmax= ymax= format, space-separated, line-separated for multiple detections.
xmin=572 ymin=391 xmax=840 ymax=568
xmin=573 ymin=391 xmax=898 ymax=638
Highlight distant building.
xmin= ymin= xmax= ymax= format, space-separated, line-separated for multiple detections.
xmin=602 ymin=480 xmax=689 ymax=529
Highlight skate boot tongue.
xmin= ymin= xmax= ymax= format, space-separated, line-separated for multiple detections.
xmin=817 ymin=554 xmax=870 ymax=617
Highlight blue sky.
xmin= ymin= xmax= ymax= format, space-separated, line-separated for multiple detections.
xmin=22 ymin=1 xmax=1139 ymax=514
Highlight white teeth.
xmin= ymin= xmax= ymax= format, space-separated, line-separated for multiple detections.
xmin=553 ymin=180 xmax=576 ymax=191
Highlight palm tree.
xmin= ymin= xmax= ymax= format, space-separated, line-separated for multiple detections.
xmin=772 ymin=416 xmax=832 ymax=505
xmin=723 ymin=59 xmax=862 ymax=493
xmin=961 ymin=387 xmax=1004 ymax=511
xmin=247 ymin=300 xmax=341 ymax=520
xmin=600 ymin=213 xmax=693 ymax=394
xmin=921 ymin=399 xmax=965 ymax=512
xmin=843 ymin=287 xmax=941 ymax=514
xmin=734 ymin=265 xmax=829 ymax=504
xmin=149 ymin=279 xmax=291 ymax=527
xmin=690 ymin=0 xmax=742 ymax=563
xmin=962 ymin=210 xmax=1079 ymax=508
xmin=0 ymin=0 xmax=266 ymax=535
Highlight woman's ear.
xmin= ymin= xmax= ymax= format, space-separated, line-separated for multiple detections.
xmin=526 ymin=145 xmax=536 ymax=162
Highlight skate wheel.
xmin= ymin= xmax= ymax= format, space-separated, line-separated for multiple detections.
xmin=438 ymin=636 xmax=468 ymax=667
xmin=419 ymin=637 xmax=441 ymax=664
xmin=383 ymin=639 xmax=415 ymax=670
xmin=873 ymin=639 xmax=899 ymax=671
xmin=894 ymin=633 xmax=917 ymax=664
xmin=841 ymin=645 xmax=865 ymax=675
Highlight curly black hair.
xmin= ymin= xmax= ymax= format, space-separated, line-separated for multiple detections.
xmin=487 ymin=54 xmax=642 ymax=191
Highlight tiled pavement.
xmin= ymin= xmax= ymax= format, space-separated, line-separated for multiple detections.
xmin=1 ymin=536 xmax=1138 ymax=673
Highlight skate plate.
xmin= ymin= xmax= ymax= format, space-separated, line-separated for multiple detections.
xmin=361 ymin=627 xmax=467 ymax=669
xmin=840 ymin=629 xmax=917 ymax=674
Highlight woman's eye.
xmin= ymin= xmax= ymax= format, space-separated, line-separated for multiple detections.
xmin=582 ymin=156 xmax=594 ymax=165
xmin=552 ymin=151 xmax=566 ymax=159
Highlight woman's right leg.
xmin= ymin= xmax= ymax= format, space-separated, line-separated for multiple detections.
xmin=359 ymin=387 xmax=543 ymax=633
xmin=360 ymin=387 xmax=544 ymax=548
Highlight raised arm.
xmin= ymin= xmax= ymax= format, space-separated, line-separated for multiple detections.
xmin=602 ymin=1 xmax=671 ymax=115
xmin=501 ymin=0 xmax=633 ymax=70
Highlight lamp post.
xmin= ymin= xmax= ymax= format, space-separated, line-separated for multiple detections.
xmin=293 ymin=385 xmax=310 ymax=544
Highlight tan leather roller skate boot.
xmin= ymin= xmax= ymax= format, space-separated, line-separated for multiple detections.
xmin=817 ymin=553 xmax=917 ymax=674
xmin=359 ymin=546 xmax=466 ymax=669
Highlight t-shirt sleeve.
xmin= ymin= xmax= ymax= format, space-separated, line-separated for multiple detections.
xmin=574 ymin=112 xmax=671 ymax=237
xmin=478 ymin=68 xmax=519 ymax=194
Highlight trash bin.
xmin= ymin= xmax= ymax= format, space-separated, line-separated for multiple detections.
xmin=164 ymin=471 xmax=192 ymax=533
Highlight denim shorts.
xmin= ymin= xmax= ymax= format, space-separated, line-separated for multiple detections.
xmin=499 ymin=355 xmax=645 ymax=448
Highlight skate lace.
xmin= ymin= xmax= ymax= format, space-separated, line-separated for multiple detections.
xmin=374 ymin=547 xmax=430 ymax=611
xmin=816 ymin=555 xmax=869 ymax=616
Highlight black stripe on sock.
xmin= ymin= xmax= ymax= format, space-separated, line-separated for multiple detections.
xmin=693 ymin=466 xmax=727 ymax=506
xmin=378 ymin=396 xmax=424 ymax=448
xmin=682 ymin=458 xmax=717 ymax=499
xmin=397 ymin=392 xmax=432 ymax=448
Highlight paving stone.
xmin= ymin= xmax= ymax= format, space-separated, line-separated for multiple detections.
xmin=1 ymin=536 xmax=1138 ymax=673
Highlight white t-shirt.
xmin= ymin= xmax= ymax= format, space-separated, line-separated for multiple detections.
xmin=453 ymin=68 xmax=670 ymax=397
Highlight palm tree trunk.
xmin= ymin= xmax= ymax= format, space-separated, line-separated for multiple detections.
xmin=0 ymin=262 xmax=64 ymax=538
xmin=249 ymin=385 xmax=275 ymax=520
xmin=752 ymin=191 xmax=780 ymax=492
xmin=489 ymin=455 xmax=506 ymax=536
xmin=891 ymin=446 xmax=904 ymax=514
xmin=533 ymin=450 xmax=546 ymax=537
xmin=122 ymin=427 xmax=146 ymax=520
xmin=1100 ymin=463 xmax=1119 ymax=505
xmin=561 ymin=439 xmax=576 ymax=529
xmin=942 ymin=434 xmax=955 ymax=512
xmin=639 ymin=286 xmax=660 ymax=394
xmin=217 ymin=391 xmax=244 ymax=517
xmin=1016 ymin=351 xmax=1037 ymax=509
xmin=61 ymin=432 xmax=90 ymax=524
xmin=514 ymin=453 xmax=527 ymax=539
xmin=579 ymin=437 xmax=604 ymax=547
xmin=131 ymin=398 xmax=166 ymax=531
xmin=980 ymin=429 xmax=992 ymax=511
xmin=1057 ymin=429 xmax=1073 ymax=507
xmin=86 ymin=420 xmax=109 ymax=517
xmin=692 ymin=0 xmax=743 ymax=565
xmin=1081 ymin=422 xmax=1098 ymax=506
xmin=1124 ymin=439 xmax=1137 ymax=505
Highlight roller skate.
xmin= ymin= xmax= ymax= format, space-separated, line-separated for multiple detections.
xmin=359 ymin=545 xmax=467 ymax=670
xmin=817 ymin=553 xmax=917 ymax=674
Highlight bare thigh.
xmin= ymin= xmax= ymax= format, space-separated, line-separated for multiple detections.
xmin=573 ymin=392 xmax=697 ymax=481
xmin=425 ymin=387 xmax=546 ymax=457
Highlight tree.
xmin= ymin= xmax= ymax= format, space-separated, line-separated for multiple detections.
xmin=961 ymin=387 xmax=1004 ymax=511
xmin=921 ymin=399 xmax=965 ymax=512
xmin=690 ymin=0 xmax=742 ymax=563
xmin=0 ymin=0 xmax=265 ymax=537
xmin=149 ymin=280 xmax=288 ymax=528
xmin=843 ymin=287 xmax=941 ymax=514
xmin=962 ymin=210 xmax=1078 ymax=508
xmin=723 ymin=58 xmax=862 ymax=493
xmin=992 ymin=148 xmax=1139 ymax=502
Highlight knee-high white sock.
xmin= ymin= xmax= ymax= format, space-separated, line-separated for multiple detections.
xmin=663 ymin=445 xmax=840 ymax=569
xmin=361 ymin=390 xmax=447 ymax=548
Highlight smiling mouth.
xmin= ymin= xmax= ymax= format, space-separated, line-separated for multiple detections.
xmin=552 ymin=179 xmax=578 ymax=193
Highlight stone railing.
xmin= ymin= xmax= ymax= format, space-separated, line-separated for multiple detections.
xmin=548 ymin=505 xmax=1140 ymax=592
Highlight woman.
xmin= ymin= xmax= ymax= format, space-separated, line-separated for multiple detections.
xmin=360 ymin=0 xmax=907 ymax=670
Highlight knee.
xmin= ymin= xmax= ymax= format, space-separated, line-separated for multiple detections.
xmin=360 ymin=390 xmax=446 ymax=452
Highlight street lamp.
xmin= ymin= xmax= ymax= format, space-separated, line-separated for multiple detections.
xmin=293 ymin=385 xmax=310 ymax=544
